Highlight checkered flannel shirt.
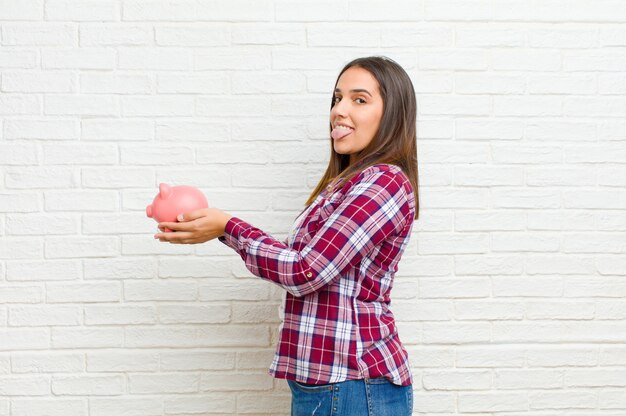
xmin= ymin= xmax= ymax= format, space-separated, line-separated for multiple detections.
xmin=218 ymin=163 xmax=415 ymax=386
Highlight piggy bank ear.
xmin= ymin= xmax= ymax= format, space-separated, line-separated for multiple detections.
xmin=159 ymin=183 xmax=172 ymax=199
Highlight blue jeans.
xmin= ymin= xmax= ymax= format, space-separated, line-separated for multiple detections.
xmin=287 ymin=377 xmax=413 ymax=416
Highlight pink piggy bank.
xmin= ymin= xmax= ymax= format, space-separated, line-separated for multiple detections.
xmin=146 ymin=183 xmax=209 ymax=232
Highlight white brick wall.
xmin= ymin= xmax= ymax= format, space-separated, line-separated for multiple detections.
xmin=1 ymin=0 xmax=625 ymax=414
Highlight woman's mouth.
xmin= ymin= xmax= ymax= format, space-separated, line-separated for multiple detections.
xmin=332 ymin=126 xmax=354 ymax=140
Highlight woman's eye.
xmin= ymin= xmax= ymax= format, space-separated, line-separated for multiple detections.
xmin=333 ymin=96 xmax=366 ymax=104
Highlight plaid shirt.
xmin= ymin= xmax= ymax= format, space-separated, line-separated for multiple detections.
xmin=218 ymin=163 xmax=415 ymax=386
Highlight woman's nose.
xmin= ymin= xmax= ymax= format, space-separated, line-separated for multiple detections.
xmin=331 ymin=98 xmax=348 ymax=117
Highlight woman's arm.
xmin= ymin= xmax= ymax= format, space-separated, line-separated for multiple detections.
xmin=216 ymin=167 xmax=413 ymax=297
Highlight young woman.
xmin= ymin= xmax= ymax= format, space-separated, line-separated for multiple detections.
xmin=155 ymin=56 xmax=420 ymax=416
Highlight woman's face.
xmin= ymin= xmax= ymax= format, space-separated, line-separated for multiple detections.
xmin=330 ymin=66 xmax=384 ymax=166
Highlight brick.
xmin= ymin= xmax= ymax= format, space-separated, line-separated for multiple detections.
xmin=83 ymin=258 xmax=157 ymax=280
xmin=43 ymin=143 xmax=119 ymax=165
xmin=124 ymin=0 xmax=272 ymax=22
xmin=155 ymin=25 xmax=229 ymax=46
xmin=491 ymin=232 xmax=561 ymax=253
xmin=12 ymin=399 xmax=85 ymax=416
xmin=564 ymin=276 xmax=626 ymax=297
xmin=123 ymin=281 xmax=196 ymax=302
xmin=0 ymin=376 xmax=49 ymax=395
xmin=5 ymin=168 xmax=75 ymax=191
xmin=129 ymin=373 xmax=198 ymax=393
xmin=0 ymin=286 xmax=42 ymax=303
xmin=232 ymin=23 xmax=303 ymax=45
xmin=307 ymin=24 xmax=380 ymax=47
xmin=565 ymin=50 xmax=626 ymax=71
xmin=0 ymin=51 xmax=37 ymax=69
xmin=156 ymin=121 xmax=228 ymax=142
xmin=425 ymin=0 xmax=492 ymax=20
xmin=236 ymin=349 xmax=274 ymax=370
xmin=456 ymin=346 xmax=525 ymax=368
xmin=87 ymin=351 xmax=158 ymax=372
xmin=81 ymin=167 xmax=153 ymax=188
xmin=2 ymin=71 xmax=75 ymax=93
xmin=275 ymin=1 xmax=347 ymax=22
xmin=89 ymin=398 xmax=161 ymax=416
xmin=455 ymin=165 xmax=524 ymax=186
xmin=456 ymin=26 xmax=524 ymax=46
xmin=118 ymin=48 xmax=191 ymax=70
xmin=529 ymin=390 xmax=597 ymax=409
xmin=2 ymin=23 xmax=76 ymax=46
xmin=45 ymin=0 xmax=118 ymax=21
xmin=531 ymin=0 xmax=625 ymax=22
xmin=529 ymin=27 xmax=598 ymax=48
xmin=420 ymin=95 xmax=491 ymax=115
xmin=382 ymin=24 xmax=453 ymax=47
xmin=157 ymin=304 xmax=231 ymax=324
xmin=42 ymin=48 xmax=115 ymax=70
xmin=419 ymin=49 xmax=489 ymax=70
xmin=199 ymin=280 xmax=270 ymax=301
xmin=46 ymin=282 xmax=120 ymax=303
xmin=84 ymin=305 xmax=155 ymax=325
xmin=455 ymin=73 xmax=525 ymax=94
xmin=164 ymin=393 xmax=236 ymax=414
xmin=0 ymin=238 xmax=43 ymax=260
xmin=0 ymin=0 xmax=43 ymax=20
xmin=418 ymin=233 xmax=489 ymax=254
xmin=0 ymin=329 xmax=49 ymax=351
xmin=458 ymin=392 xmax=527 ymax=412
xmin=528 ymin=301 xmax=595 ymax=319
xmin=0 ymin=144 xmax=38 ymax=165
xmin=393 ymin=300 xmax=452 ymax=321
xmin=231 ymin=302 xmax=281 ymax=323
xmin=195 ymin=48 xmax=269 ymax=70
xmin=157 ymin=73 xmax=228 ymax=94
xmin=44 ymin=190 xmax=118 ymax=211
xmin=52 ymin=375 xmax=123 ymax=395
xmin=81 ymin=119 xmax=153 ymax=141
xmin=4 ymin=119 xmax=78 ymax=140
xmin=599 ymin=73 xmax=626 ymax=94
xmin=121 ymin=96 xmax=194 ymax=117
xmin=423 ymin=369 xmax=491 ymax=390
xmin=455 ymin=300 xmax=524 ymax=320
xmin=0 ymin=95 xmax=40 ymax=115
xmin=422 ymin=322 xmax=491 ymax=343
xmin=9 ymin=305 xmax=81 ymax=326
xmin=6 ymin=260 xmax=81 ymax=282
xmin=199 ymin=372 xmax=273 ymax=391
xmin=527 ymin=347 xmax=598 ymax=367
xmin=231 ymin=71 xmax=304 ymax=94
xmin=44 ymin=94 xmax=119 ymax=116
xmin=52 ymin=327 xmax=123 ymax=348
xmin=80 ymin=73 xmax=152 ymax=94
xmin=161 ymin=351 xmax=235 ymax=371
xmin=12 ymin=352 xmax=84 ymax=373
xmin=80 ymin=23 xmax=152 ymax=46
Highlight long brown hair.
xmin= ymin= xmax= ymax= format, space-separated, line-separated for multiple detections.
xmin=305 ymin=56 xmax=420 ymax=221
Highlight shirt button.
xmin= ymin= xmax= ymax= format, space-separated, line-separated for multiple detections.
xmin=306 ymin=271 xmax=312 ymax=278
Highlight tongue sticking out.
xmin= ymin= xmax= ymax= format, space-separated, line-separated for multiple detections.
xmin=332 ymin=128 xmax=353 ymax=140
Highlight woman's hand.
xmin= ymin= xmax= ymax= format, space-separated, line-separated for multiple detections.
xmin=154 ymin=208 xmax=233 ymax=244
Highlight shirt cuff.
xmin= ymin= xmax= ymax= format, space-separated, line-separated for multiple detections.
xmin=217 ymin=216 xmax=245 ymax=250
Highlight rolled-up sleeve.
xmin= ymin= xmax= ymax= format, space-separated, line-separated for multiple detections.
xmin=218 ymin=167 xmax=412 ymax=297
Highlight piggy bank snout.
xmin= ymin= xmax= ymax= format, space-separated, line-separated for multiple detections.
xmin=146 ymin=204 xmax=153 ymax=218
